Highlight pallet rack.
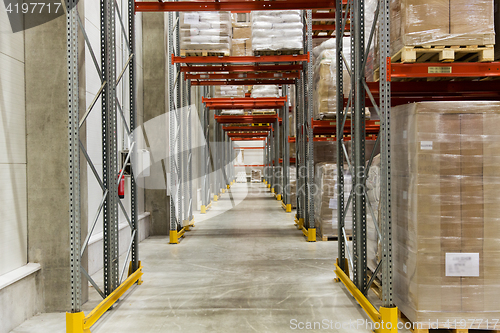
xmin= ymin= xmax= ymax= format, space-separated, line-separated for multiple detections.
xmin=66 ymin=0 xmax=500 ymax=331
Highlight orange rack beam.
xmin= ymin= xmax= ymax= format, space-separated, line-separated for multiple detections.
xmin=180 ymin=64 xmax=303 ymax=73
xmin=231 ymin=138 xmax=266 ymax=141
xmin=191 ymin=79 xmax=295 ymax=86
xmin=227 ymin=132 xmax=269 ymax=138
xmin=136 ymin=1 xmax=339 ymax=12
xmin=172 ymin=53 xmax=309 ymax=64
xmin=390 ymin=62 xmax=500 ymax=78
xmin=204 ymin=97 xmax=287 ymax=110
xmin=223 ymin=126 xmax=272 ymax=131
xmin=185 ymin=72 xmax=300 ymax=80
xmin=215 ymin=115 xmax=282 ymax=124
xmin=312 ymin=119 xmax=380 ymax=135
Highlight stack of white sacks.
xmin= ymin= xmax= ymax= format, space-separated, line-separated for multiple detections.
xmin=251 ymin=10 xmax=303 ymax=52
xmin=251 ymin=85 xmax=279 ymax=114
xmin=180 ymin=12 xmax=232 ymax=53
xmin=250 ymin=85 xmax=279 ymax=98
xmin=366 ymin=154 xmax=381 ymax=274
xmin=213 ymin=86 xmax=246 ymax=115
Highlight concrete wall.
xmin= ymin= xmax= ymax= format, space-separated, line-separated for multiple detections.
xmin=25 ymin=4 xmax=88 ymax=313
xmin=142 ymin=13 xmax=170 ymax=235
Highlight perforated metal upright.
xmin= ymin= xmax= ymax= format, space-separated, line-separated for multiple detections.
xmin=68 ymin=0 xmax=140 ymax=315
xmin=304 ymin=10 xmax=315 ymax=237
xmin=351 ymin=0 xmax=368 ymax=292
xmin=101 ymin=0 xmax=120 ymax=294
xmin=336 ymin=0 xmax=346 ymax=272
xmin=335 ymin=0 xmax=396 ymax=318
xmin=201 ymin=86 xmax=210 ymax=212
xmin=273 ymin=106 xmax=280 ymax=195
xmin=379 ymin=0 xmax=394 ymax=308
xmin=282 ymin=85 xmax=290 ymax=207
xmin=67 ymin=0 xmax=81 ymax=312
xmin=168 ymin=10 xmax=183 ymax=241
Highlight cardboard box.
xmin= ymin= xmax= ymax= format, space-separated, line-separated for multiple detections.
xmin=231 ymin=39 xmax=246 ymax=56
xmin=233 ymin=27 xmax=251 ymax=39
xmin=449 ymin=0 xmax=495 ymax=45
xmin=392 ymin=102 xmax=500 ymax=323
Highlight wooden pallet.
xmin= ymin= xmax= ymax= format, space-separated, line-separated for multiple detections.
xmin=393 ymin=45 xmax=494 ymax=63
xmin=398 ymin=311 xmax=500 ymax=333
xmin=253 ymin=49 xmax=304 ymax=56
xmin=252 ymin=111 xmax=276 ymax=115
xmin=180 ymin=50 xmax=230 ymax=57
xmin=321 ymin=235 xmax=352 ymax=241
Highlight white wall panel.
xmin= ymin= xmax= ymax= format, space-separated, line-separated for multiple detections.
xmin=0 ymin=3 xmax=27 ymax=276
xmin=0 ymin=164 xmax=27 ymax=276
xmin=0 ymin=54 xmax=26 ymax=164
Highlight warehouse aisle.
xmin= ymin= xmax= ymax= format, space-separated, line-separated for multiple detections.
xmin=12 ymin=183 xmax=394 ymax=333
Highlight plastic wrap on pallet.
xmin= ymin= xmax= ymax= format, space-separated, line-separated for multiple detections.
xmin=366 ymin=154 xmax=381 ymax=274
xmin=370 ymin=0 xmax=495 ymax=61
xmin=180 ymin=12 xmax=232 ymax=52
xmin=213 ymin=85 xmax=245 ymax=98
xmin=392 ymin=101 xmax=500 ymax=326
xmin=289 ymin=166 xmax=297 ymax=208
xmin=251 ymin=169 xmax=261 ymax=182
xmin=311 ymin=38 xmax=373 ymax=120
xmin=221 ymin=110 xmax=245 ymax=115
xmin=231 ymin=19 xmax=252 ymax=56
xmin=250 ymin=85 xmax=279 ymax=98
xmin=251 ymin=11 xmax=303 ymax=51
xmin=314 ymin=163 xmax=352 ymax=238
xmin=313 ymin=140 xmax=378 ymax=165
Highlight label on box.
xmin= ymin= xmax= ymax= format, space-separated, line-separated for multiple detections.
xmin=445 ymin=253 xmax=480 ymax=277
xmin=403 ymin=263 xmax=407 ymax=274
xmin=329 ymin=198 xmax=337 ymax=209
xmin=403 ymin=130 xmax=407 ymax=139
xmin=420 ymin=141 xmax=433 ymax=150
xmin=403 ymin=191 xmax=407 ymax=200
xmin=183 ymin=13 xmax=200 ymax=25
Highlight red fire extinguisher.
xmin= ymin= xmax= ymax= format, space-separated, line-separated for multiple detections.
xmin=118 ymin=170 xmax=125 ymax=199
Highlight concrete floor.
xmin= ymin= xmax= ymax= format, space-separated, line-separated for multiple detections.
xmin=12 ymin=183 xmax=406 ymax=333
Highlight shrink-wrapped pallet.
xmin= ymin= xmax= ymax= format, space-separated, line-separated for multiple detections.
xmin=231 ymin=23 xmax=252 ymax=56
xmin=368 ymin=0 xmax=495 ymax=62
xmin=313 ymin=140 xmax=379 ymax=165
xmin=366 ymin=154 xmax=381 ymax=274
xmin=180 ymin=12 xmax=232 ymax=54
xmin=213 ymin=86 xmax=245 ymax=98
xmin=289 ymin=166 xmax=297 ymax=208
xmin=250 ymin=85 xmax=279 ymax=98
xmin=392 ymin=101 xmax=500 ymax=327
xmin=314 ymin=163 xmax=352 ymax=238
xmin=251 ymin=10 xmax=303 ymax=52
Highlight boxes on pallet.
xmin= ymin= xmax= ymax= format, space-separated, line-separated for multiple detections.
xmin=231 ymin=26 xmax=253 ymax=56
xmin=213 ymin=85 xmax=245 ymax=98
xmin=392 ymin=101 xmax=500 ymax=327
xmin=313 ymin=140 xmax=379 ymax=165
xmin=496 ymin=0 xmax=500 ymax=60
xmin=366 ymin=154 xmax=381 ymax=274
xmin=180 ymin=12 xmax=232 ymax=54
xmin=314 ymin=163 xmax=352 ymax=238
xmin=251 ymin=10 xmax=303 ymax=52
xmin=250 ymin=85 xmax=279 ymax=98
xmin=251 ymin=169 xmax=261 ymax=182
xmin=289 ymin=166 xmax=297 ymax=208
xmin=370 ymin=0 xmax=495 ymax=61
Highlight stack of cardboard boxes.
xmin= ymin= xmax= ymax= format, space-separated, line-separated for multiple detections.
xmin=231 ymin=13 xmax=252 ymax=56
xmin=392 ymin=101 xmax=500 ymax=327
xmin=387 ymin=0 xmax=495 ymax=55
